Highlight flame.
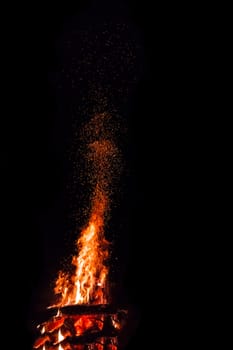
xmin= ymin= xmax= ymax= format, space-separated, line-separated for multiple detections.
xmin=56 ymin=329 xmax=65 ymax=350
xmin=54 ymin=185 xmax=110 ymax=306
xmin=54 ymin=114 xmax=120 ymax=307
xmin=42 ymin=326 xmax=46 ymax=350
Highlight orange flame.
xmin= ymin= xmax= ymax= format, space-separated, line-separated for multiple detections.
xmin=54 ymin=115 xmax=120 ymax=307
xmin=54 ymin=181 xmax=110 ymax=306
xmin=73 ymin=190 xmax=109 ymax=305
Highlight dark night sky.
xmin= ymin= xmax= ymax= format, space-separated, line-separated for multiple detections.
xmin=0 ymin=1 xmax=204 ymax=349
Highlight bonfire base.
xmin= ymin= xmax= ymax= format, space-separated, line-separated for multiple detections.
xmin=33 ymin=304 xmax=128 ymax=350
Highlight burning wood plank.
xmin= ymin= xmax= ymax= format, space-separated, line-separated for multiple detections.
xmin=45 ymin=316 xmax=66 ymax=333
xmin=35 ymin=304 xmax=127 ymax=325
xmin=50 ymin=333 xmax=118 ymax=347
xmin=52 ymin=304 xmax=127 ymax=316
xmin=33 ymin=334 xmax=50 ymax=349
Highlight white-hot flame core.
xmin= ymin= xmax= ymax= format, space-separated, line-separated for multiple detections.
xmin=57 ymin=329 xmax=64 ymax=350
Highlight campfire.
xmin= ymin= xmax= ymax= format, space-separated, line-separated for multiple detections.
xmin=32 ymin=114 xmax=128 ymax=350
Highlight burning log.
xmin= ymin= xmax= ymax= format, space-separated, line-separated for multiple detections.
xmin=33 ymin=335 xmax=50 ymax=349
xmin=49 ymin=304 xmax=127 ymax=316
xmin=35 ymin=304 xmax=127 ymax=326
xmin=45 ymin=316 xmax=66 ymax=333
xmin=51 ymin=332 xmax=117 ymax=347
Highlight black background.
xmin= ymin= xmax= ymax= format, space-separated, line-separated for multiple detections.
xmin=1 ymin=1 xmax=205 ymax=349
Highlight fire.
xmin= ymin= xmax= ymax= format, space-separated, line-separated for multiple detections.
xmin=58 ymin=329 xmax=65 ymax=350
xmin=73 ymin=190 xmax=109 ymax=305
xmin=54 ymin=180 xmax=110 ymax=306
xmin=54 ymin=117 xmax=119 ymax=308
xmin=34 ymin=114 xmax=126 ymax=350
